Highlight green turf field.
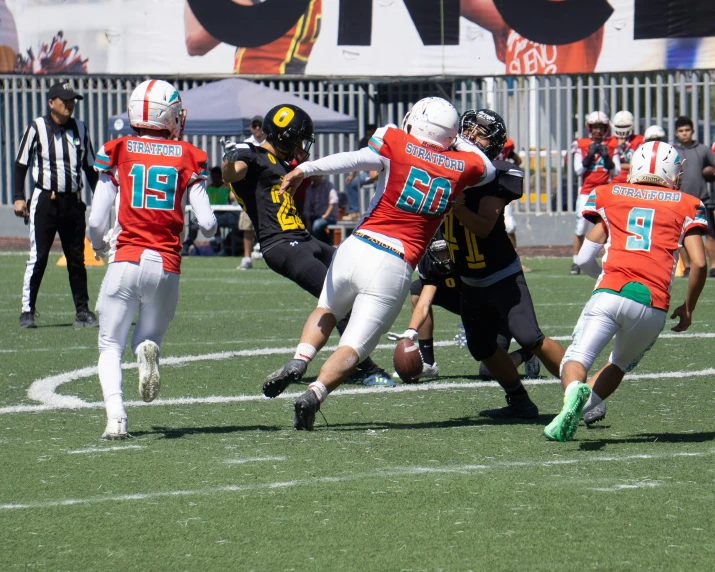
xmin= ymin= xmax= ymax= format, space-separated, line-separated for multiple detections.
xmin=1 ymin=253 xmax=713 ymax=571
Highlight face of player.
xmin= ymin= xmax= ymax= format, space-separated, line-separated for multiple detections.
xmin=589 ymin=123 xmax=607 ymax=142
xmin=462 ymin=124 xmax=490 ymax=152
xmin=676 ymin=125 xmax=694 ymax=145
xmin=48 ymin=97 xmax=75 ymax=123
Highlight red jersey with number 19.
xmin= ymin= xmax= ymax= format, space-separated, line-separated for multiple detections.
xmin=582 ymin=183 xmax=707 ymax=310
xmin=358 ymin=128 xmax=489 ymax=269
xmin=94 ymin=136 xmax=208 ymax=274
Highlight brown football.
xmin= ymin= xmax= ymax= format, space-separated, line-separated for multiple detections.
xmin=703 ymin=166 xmax=715 ymax=182
xmin=393 ymin=338 xmax=423 ymax=383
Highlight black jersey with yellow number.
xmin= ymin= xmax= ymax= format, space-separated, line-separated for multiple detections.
xmin=229 ymin=143 xmax=311 ymax=253
xmin=443 ymin=160 xmax=523 ymax=279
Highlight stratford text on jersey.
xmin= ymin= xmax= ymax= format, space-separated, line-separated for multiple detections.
xmin=611 ymin=185 xmax=680 ymax=202
xmin=405 ymin=142 xmax=465 ymax=172
xmin=126 ymin=140 xmax=184 ymax=157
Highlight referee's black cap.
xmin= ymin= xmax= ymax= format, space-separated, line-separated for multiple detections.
xmin=48 ymin=82 xmax=83 ymax=101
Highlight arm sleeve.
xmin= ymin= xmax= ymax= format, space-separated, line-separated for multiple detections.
xmin=82 ymin=130 xmax=99 ymax=192
xmin=15 ymin=123 xmax=37 ymax=167
xmin=189 ymin=179 xmax=218 ymax=237
xmin=300 ymin=147 xmax=385 ymax=177
xmin=14 ymin=163 xmax=29 ymax=202
xmin=575 ymin=238 xmax=603 ymax=279
xmin=88 ymin=172 xmax=118 ymax=249
xmin=573 ymin=150 xmax=585 ymax=176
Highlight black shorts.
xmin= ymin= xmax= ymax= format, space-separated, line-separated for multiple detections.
xmin=460 ymin=271 xmax=544 ymax=361
xmin=262 ymin=238 xmax=335 ymax=299
xmin=410 ymin=275 xmax=461 ymax=315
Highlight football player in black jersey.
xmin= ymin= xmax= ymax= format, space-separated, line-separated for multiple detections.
xmin=401 ymin=231 xmax=539 ymax=382
xmin=222 ymin=104 xmax=390 ymax=392
xmin=448 ymin=109 xmax=566 ymax=418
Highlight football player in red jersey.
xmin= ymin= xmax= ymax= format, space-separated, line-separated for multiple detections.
xmin=89 ymin=80 xmax=217 ymax=440
xmin=545 ymin=141 xmax=708 ymax=441
xmin=611 ymin=111 xmax=645 ymax=186
xmin=264 ymin=97 xmax=496 ymax=429
xmin=570 ymin=111 xmax=621 ymax=274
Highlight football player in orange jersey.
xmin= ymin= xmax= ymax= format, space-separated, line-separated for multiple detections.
xmin=184 ymin=0 xmax=320 ymax=75
xmin=544 ymin=141 xmax=708 ymax=442
xmin=611 ymin=111 xmax=645 ymax=186
xmin=89 ymin=80 xmax=217 ymax=439
xmin=570 ymin=111 xmax=621 ymax=274
xmin=265 ymin=97 xmax=496 ymax=430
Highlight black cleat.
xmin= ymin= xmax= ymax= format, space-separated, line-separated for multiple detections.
xmin=479 ymin=392 xmax=539 ymax=419
xmin=74 ymin=310 xmax=99 ymax=328
xmin=569 ymin=263 xmax=581 ymax=275
xmin=293 ymin=390 xmax=320 ymax=430
xmin=19 ymin=311 xmax=37 ymax=329
xmin=263 ymin=359 xmax=308 ymax=398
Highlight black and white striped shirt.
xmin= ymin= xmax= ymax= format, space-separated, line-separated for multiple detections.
xmin=14 ymin=114 xmax=97 ymax=199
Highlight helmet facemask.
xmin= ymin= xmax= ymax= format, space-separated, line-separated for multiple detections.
xmin=460 ymin=110 xmax=507 ymax=160
xmin=427 ymin=238 xmax=454 ymax=276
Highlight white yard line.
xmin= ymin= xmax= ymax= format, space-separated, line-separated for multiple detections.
xmin=1 ymin=450 xmax=710 ymax=512
xmin=66 ymin=445 xmax=144 ymax=455
xmin=225 ymin=456 xmax=288 ymax=465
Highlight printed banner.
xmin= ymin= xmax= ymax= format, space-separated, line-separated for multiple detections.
xmin=2 ymin=0 xmax=714 ymax=76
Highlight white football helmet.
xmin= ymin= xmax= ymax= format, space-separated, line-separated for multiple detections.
xmin=128 ymin=80 xmax=186 ymax=140
xmin=586 ymin=110 xmax=610 ymax=127
xmin=643 ymin=125 xmax=666 ymax=142
xmin=612 ymin=110 xmax=634 ymax=138
xmin=403 ymin=97 xmax=459 ymax=150
xmin=628 ymin=141 xmax=682 ymax=190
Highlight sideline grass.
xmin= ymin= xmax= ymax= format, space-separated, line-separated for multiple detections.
xmin=1 ymin=254 xmax=713 ymax=570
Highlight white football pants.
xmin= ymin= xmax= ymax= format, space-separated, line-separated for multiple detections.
xmin=562 ymin=291 xmax=666 ymax=374
xmin=574 ymin=193 xmax=593 ymax=236
xmin=503 ymin=202 xmax=516 ymax=235
xmin=96 ymin=250 xmax=180 ymax=418
xmin=318 ymin=234 xmax=413 ymax=362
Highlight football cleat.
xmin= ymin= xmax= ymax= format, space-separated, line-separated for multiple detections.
xmin=293 ymin=390 xmax=321 ymax=431
xmin=102 ymin=418 xmax=129 ymax=440
xmin=479 ymin=392 xmax=539 ymax=419
xmin=137 ymin=340 xmax=161 ymax=403
xmin=19 ymin=311 xmax=37 ymax=329
xmin=263 ymin=359 xmax=308 ymax=398
xmin=414 ymin=361 xmax=439 ymax=380
xmin=524 ymin=355 xmax=541 ymax=378
xmin=583 ymin=400 xmax=607 ymax=425
xmin=569 ymin=263 xmax=581 ymax=275
xmin=238 ymin=257 xmax=253 ymax=270
xmin=362 ymin=368 xmax=395 ymax=387
xmin=73 ymin=310 xmax=99 ymax=328
xmin=544 ymin=382 xmax=591 ymax=441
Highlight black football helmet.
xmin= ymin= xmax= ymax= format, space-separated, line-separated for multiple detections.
xmin=459 ymin=109 xmax=507 ymax=160
xmin=262 ymin=104 xmax=315 ymax=163
xmin=426 ymin=230 xmax=454 ymax=276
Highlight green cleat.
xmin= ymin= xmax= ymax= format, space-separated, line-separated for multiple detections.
xmin=544 ymin=382 xmax=591 ymax=442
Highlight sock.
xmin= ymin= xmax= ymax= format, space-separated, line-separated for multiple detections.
xmin=505 ymin=382 xmax=527 ymax=396
xmin=418 ymin=338 xmax=435 ymax=365
xmin=573 ymin=255 xmax=578 ymax=263
xmin=98 ymin=349 xmax=126 ymax=420
xmin=294 ymin=343 xmax=317 ymax=363
xmin=308 ymin=381 xmax=328 ymax=403
xmin=582 ymin=390 xmax=603 ymax=414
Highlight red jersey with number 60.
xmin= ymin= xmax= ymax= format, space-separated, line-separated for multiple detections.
xmin=358 ymin=128 xmax=489 ymax=268
xmin=582 ymin=183 xmax=707 ymax=310
xmin=612 ymin=134 xmax=645 ymax=184
xmin=94 ymin=137 xmax=208 ymax=274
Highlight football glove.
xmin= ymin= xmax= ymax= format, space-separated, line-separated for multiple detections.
xmin=387 ymin=328 xmax=419 ymax=342
xmin=92 ymin=242 xmax=110 ymax=261
xmin=222 ymin=139 xmax=240 ymax=164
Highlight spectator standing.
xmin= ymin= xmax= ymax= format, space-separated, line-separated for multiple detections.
xmin=343 ymin=123 xmax=377 ymax=220
xmin=14 ymin=82 xmax=99 ymax=328
xmin=244 ymin=115 xmax=266 ymax=146
xmin=303 ymin=175 xmax=339 ymax=244
xmin=672 ymin=116 xmax=715 ymax=276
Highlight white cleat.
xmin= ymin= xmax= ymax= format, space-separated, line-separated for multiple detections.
xmin=102 ymin=418 xmax=129 ymax=440
xmin=137 ymin=340 xmax=161 ymax=403
xmin=583 ymin=400 xmax=607 ymax=425
xmin=415 ymin=361 xmax=439 ymax=380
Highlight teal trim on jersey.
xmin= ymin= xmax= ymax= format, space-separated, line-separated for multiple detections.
xmin=593 ymin=281 xmax=662 ymax=309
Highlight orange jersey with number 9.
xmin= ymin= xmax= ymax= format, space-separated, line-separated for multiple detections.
xmin=582 ymin=183 xmax=707 ymax=310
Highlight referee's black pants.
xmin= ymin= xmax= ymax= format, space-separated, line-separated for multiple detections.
xmin=21 ymin=189 xmax=89 ymax=314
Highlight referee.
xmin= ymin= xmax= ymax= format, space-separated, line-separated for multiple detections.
xmin=13 ymin=82 xmax=99 ymax=328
